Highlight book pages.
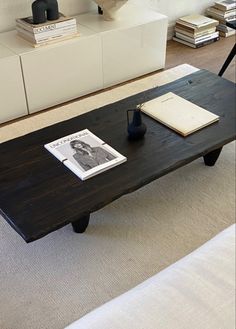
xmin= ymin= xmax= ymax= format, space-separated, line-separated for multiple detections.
xmin=178 ymin=14 xmax=218 ymax=26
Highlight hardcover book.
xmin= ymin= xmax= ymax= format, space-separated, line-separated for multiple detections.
xmin=214 ymin=0 xmax=236 ymax=11
xmin=44 ymin=129 xmax=127 ymax=180
xmin=141 ymin=92 xmax=219 ymax=136
xmin=175 ymin=22 xmax=213 ymax=32
xmin=17 ymin=33 xmax=79 ymax=47
xmin=16 ymin=13 xmax=76 ymax=34
xmin=177 ymin=14 xmax=219 ymax=28
xmin=206 ymin=6 xmax=236 ymax=17
xmin=16 ymin=12 xmax=78 ymax=47
xmin=175 ymin=31 xmax=219 ymax=44
xmin=219 ymin=29 xmax=236 ymax=36
xmin=206 ymin=7 xmax=236 ymax=20
xmin=173 ymin=35 xmax=219 ymax=48
xmin=174 ymin=26 xmax=216 ymax=37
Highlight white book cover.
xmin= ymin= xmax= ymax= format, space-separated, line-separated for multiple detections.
xmin=44 ymin=129 xmax=127 ymax=180
xmin=141 ymin=92 xmax=219 ymax=136
xmin=215 ymin=0 xmax=236 ymax=11
xmin=175 ymin=31 xmax=219 ymax=43
xmin=178 ymin=14 xmax=218 ymax=27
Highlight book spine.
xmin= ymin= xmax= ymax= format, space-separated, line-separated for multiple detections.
xmin=17 ymin=18 xmax=76 ymax=34
xmin=173 ymin=37 xmax=197 ymax=48
xmin=224 ymin=11 xmax=236 ymax=18
xmin=16 ymin=25 xmax=77 ymax=42
xmin=175 ymin=27 xmax=216 ymax=37
xmin=31 ymin=34 xmax=79 ymax=48
xmin=17 ymin=31 xmax=78 ymax=46
xmin=207 ymin=11 xmax=236 ymax=22
xmin=207 ymin=7 xmax=236 ymax=18
xmin=176 ymin=21 xmax=218 ymax=32
xmin=219 ymin=30 xmax=236 ymax=37
xmin=175 ymin=31 xmax=219 ymax=43
xmin=217 ymin=24 xmax=234 ymax=32
xmin=195 ymin=36 xmax=220 ymax=48
xmin=214 ymin=3 xmax=236 ymax=11
xmin=178 ymin=17 xmax=217 ymax=27
xmin=34 ymin=32 xmax=78 ymax=44
xmin=173 ymin=36 xmax=219 ymax=48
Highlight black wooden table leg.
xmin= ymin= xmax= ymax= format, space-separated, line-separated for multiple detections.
xmin=71 ymin=214 xmax=90 ymax=233
xmin=218 ymin=43 xmax=236 ymax=77
xmin=203 ymin=147 xmax=223 ymax=166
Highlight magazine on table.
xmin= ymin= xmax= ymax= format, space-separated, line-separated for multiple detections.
xmin=44 ymin=129 xmax=127 ymax=180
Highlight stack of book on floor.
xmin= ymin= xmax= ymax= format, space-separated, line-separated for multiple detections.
xmin=173 ymin=14 xmax=219 ymax=48
xmin=206 ymin=0 xmax=236 ymax=37
xmin=16 ymin=13 xmax=78 ymax=47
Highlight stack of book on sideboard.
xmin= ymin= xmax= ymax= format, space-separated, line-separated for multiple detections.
xmin=206 ymin=0 xmax=236 ymax=37
xmin=16 ymin=13 xmax=78 ymax=47
xmin=173 ymin=14 xmax=219 ymax=48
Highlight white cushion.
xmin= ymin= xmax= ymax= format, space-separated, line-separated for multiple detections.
xmin=65 ymin=224 xmax=235 ymax=329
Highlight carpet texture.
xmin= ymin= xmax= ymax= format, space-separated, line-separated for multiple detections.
xmin=0 ymin=65 xmax=235 ymax=329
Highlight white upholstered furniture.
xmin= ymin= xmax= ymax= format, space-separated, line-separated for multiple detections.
xmin=65 ymin=224 xmax=235 ymax=329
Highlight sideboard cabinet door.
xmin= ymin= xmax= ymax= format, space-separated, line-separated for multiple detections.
xmin=0 ymin=45 xmax=28 ymax=124
xmin=21 ymin=27 xmax=103 ymax=113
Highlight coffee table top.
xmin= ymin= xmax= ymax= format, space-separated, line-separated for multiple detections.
xmin=0 ymin=70 xmax=235 ymax=242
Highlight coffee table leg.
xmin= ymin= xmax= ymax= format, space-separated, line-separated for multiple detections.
xmin=71 ymin=214 xmax=90 ymax=233
xmin=203 ymin=147 xmax=223 ymax=166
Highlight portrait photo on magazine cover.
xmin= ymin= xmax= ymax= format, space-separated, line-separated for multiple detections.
xmin=69 ymin=137 xmax=116 ymax=171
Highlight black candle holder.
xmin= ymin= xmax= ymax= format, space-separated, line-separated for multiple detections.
xmin=98 ymin=6 xmax=103 ymax=15
xmin=32 ymin=0 xmax=59 ymax=24
xmin=127 ymin=106 xmax=147 ymax=141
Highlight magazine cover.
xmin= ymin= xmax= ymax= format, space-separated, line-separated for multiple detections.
xmin=44 ymin=129 xmax=127 ymax=180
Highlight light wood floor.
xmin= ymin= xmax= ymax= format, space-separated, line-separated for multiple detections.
xmin=166 ymin=36 xmax=235 ymax=83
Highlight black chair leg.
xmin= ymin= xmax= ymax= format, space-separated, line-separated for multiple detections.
xmin=218 ymin=43 xmax=236 ymax=77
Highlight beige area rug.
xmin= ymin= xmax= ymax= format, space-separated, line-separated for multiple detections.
xmin=0 ymin=65 xmax=235 ymax=329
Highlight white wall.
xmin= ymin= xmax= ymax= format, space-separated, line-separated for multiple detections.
xmin=0 ymin=0 xmax=215 ymax=33
xmin=0 ymin=0 xmax=95 ymax=32
xmin=130 ymin=0 xmax=215 ymax=25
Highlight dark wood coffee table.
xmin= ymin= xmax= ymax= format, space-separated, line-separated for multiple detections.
xmin=0 ymin=70 xmax=235 ymax=243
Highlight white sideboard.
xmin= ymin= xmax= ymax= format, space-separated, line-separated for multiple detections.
xmin=0 ymin=44 xmax=28 ymax=124
xmin=0 ymin=26 xmax=103 ymax=114
xmin=77 ymin=6 xmax=168 ymax=87
xmin=0 ymin=4 xmax=168 ymax=122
